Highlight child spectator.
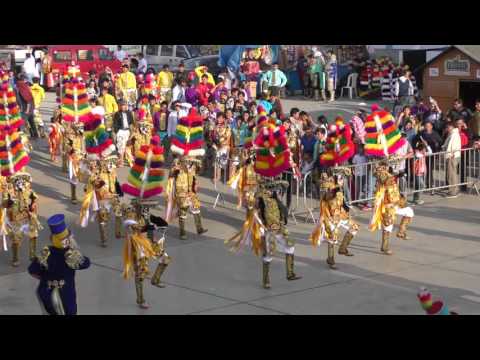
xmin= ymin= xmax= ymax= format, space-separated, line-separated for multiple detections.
xmin=350 ymin=111 xmax=366 ymax=144
xmin=412 ymin=141 xmax=432 ymax=205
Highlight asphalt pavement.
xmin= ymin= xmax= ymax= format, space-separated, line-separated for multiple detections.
xmin=0 ymin=93 xmax=479 ymax=315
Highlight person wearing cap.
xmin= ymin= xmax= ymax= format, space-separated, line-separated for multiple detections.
xmin=112 ymin=104 xmax=130 ymax=166
xmin=261 ymin=63 xmax=287 ymax=99
xmin=28 ymin=214 xmax=90 ymax=315
xmin=194 ymin=65 xmax=215 ymax=86
xmin=116 ymin=64 xmax=137 ymax=110
xmin=157 ymin=64 xmax=174 ymax=103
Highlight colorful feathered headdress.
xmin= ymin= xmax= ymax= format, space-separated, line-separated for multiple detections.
xmin=122 ymin=136 xmax=165 ymax=199
xmin=61 ymin=65 xmax=91 ymax=123
xmin=320 ymin=117 xmax=355 ymax=167
xmin=254 ymin=121 xmax=291 ymax=178
xmin=364 ymin=107 xmax=405 ymax=158
xmin=0 ymin=74 xmax=30 ymax=176
xmin=170 ymin=108 xmax=205 ymax=158
xmin=83 ymin=107 xmax=115 ymax=160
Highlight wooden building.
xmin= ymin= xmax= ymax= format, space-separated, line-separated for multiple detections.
xmin=423 ymin=45 xmax=480 ymax=111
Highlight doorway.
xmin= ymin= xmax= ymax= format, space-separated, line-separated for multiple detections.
xmin=459 ymin=80 xmax=480 ymax=110
xmin=403 ymin=50 xmax=427 ymax=90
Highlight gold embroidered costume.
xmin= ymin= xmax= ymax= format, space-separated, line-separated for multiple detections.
xmin=309 ymin=168 xmax=359 ymax=269
xmin=369 ymin=159 xmax=414 ymax=255
xmin=1 ymin=173 xmax=42 ymax=266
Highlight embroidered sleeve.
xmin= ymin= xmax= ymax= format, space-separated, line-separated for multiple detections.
xmin=65 ymin=249 xmax=86 ymax=270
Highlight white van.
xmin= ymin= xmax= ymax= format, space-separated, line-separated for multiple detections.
xmin=106 ymin=45 xmax=194 ymax=72
xmin=143 ymin=45 xmax=193 ymax=70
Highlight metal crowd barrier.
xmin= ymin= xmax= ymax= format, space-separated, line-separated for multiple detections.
xmin=205 ymin=147 xmax=480 ymax=225
xmin=299 ymin=147 xmax=480 ymax=223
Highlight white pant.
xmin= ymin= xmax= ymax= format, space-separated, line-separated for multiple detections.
xmin=384 ymin=206 xmax=414 ymax=232
xmin=262 ymin=233 xmax=294 ymax=263
xmin=116 ymin=129 xmax=130 ymax=154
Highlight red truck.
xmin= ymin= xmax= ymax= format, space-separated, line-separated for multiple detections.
xmin=48 ymin=45 xmax=122 ymax=85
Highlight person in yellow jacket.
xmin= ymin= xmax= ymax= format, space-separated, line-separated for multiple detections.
xmin=195 ymin=65 xmax=215 ymax=86
xmin=116 ymin=64 xmax=137 ymax=110
xmin=30 ymin=77 xmax=46 ymax=138
xmin=99 ymin=87 xmax=119 ymax=133
xmin=156 ymin=64 xmax=174 ymax=103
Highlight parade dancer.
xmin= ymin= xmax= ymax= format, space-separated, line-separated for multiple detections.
xmin=65 ymin=122 xmax=85 ymax=204
xmin=78 ymin=104 xmax=116 ymax=247
xmin=121 ymin=200 xmax=156 ymax=309
xmin=166 ymin=157 xmax=207 ymax=240
xmin=121 ymin=135 xmax=169 ymax=306
xmin=227 ymin=112 xmax=301 ymax=289
xmin=167 ymin=108 xmax=208 ymax=240
xmin=1 ymin=173 xmax=41 ymax=266
xmin=28 ymin=214 xmax=90 ymax=315
xmin=369 ymin=158 xmax=414 ymax=255
xmin=0 ymin=71 xmax=36 ymax=266
xmin=309 ymin=169 xmax=359 ymax=269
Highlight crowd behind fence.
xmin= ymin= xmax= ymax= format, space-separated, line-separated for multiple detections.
xmin=209 ymin=147 xmax=480 ymax=224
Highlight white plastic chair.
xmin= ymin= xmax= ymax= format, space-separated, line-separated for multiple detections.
xmin=341 ymin=73 xmax=359 ymax=99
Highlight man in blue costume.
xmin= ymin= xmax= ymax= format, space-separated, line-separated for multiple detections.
xmin=28 ymin=214 xmax=90 ymax=315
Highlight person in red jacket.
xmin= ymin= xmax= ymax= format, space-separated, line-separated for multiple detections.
xmin=196 ymin=74 xmax=214 ymax=106
xmin=456 ymin=117 xmax=473 ymax=192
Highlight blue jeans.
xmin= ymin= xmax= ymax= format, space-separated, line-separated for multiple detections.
xmin=413 ymin=175 xmax=425 ymax=201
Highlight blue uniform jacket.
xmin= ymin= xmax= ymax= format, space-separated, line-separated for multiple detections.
xmin=28 ymin=246 xmax=90 ymax=315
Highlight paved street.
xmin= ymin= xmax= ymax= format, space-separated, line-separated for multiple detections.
xmin=1 ymin=93 xmax=479 ymax=315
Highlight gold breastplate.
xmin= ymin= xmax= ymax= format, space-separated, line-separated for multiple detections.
xmin=325 ymin=192 xmax=344 ymax=220
xmin=385 ymin=178 xmax=400 ymax=205
xmin=244 ymin=164 xmax=257 ymax=186
xmin=263 ymin=197 xmax=281 ymax=230
xmin=175 ymin=171 xmax=194 ymax=195
xmin=7 ymin=191 xmax=31 ymax=222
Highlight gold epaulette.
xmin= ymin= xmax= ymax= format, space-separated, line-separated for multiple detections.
xmin=38 ymin=246 xmax=50 ymax=269
xmin=65 ymin=248 xmax=86 ymax=270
